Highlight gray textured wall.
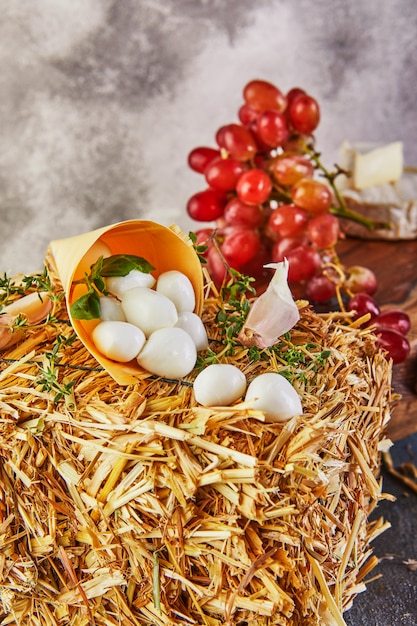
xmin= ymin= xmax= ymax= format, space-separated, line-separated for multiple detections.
xmin=1 ymin=0 xmax=416 ymax=275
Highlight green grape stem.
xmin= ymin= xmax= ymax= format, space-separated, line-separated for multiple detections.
xmin=305 ymin=146 xmax=391 ymax=232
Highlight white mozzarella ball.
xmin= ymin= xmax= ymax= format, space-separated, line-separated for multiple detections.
xmin=99 ymin=296 xmax=126 ymax=321
xmin=193 ymin=364 xmax=247 ymax=407
xmin=244 ymin=373 xmax=302 ymax=423
xmin=137 ymin=327 xmax=197 ymax=378
xmin=121 ymin=287 xmax=178 ymax=336
xmin=92 ymin=321 xmax=146 ymax=362
xmin=156 ymin=270 xmax=195 ymax=312
xmin=106 ymin=269 xmax=156 ymax=298
xmin=175 ymin=312 xmax=209 ymax=351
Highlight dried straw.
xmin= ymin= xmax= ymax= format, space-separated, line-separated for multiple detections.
xmin=0 ymin=254 xmax=395 ymax=625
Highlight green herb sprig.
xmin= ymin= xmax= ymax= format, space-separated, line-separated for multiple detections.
xmin=70 ymin=254 xmax=155 ymax=320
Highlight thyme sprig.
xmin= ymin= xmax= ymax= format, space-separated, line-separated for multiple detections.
xmin=36 ymin=333 xmax=78 ymax=403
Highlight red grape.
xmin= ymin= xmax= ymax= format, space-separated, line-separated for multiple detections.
xmin=187 ymin=189 xmax=228 ymax=222
xmin=188 ymin=147 xmax=220 ymax=174
xmin=221 ymin=123 xmax=257 ymax=161
xmin=193 ymin=228 xmax=214 ymax=256
xmin=207 ymin=247 xmax=231 ymax=288
xmin=286 ymin=87 xmax=306 ymax=107
xmin=288 ymin=94 xmax=320 ymax=134
xmin=223 ymin=198 xmax=263 ymax=228
xmin=221 ymin=229 xmax=260 ymax=266
xmin=344 ymin=266 xmax=378 ymax=296
xmin=236 ymin=169 xmax=272 ymax=205
xmin=291 ymin=178 xmax=333 ymax=214
xmin=268 ymin=205 xmax=309 ymax=238
xmin=373 ymin=309 xmax=411 ymax=335
xmin=238 ymin=104 xmax=259 ymax=126
xmin=347 ymin=293 xmax=380 ymax=321
xmin=243 ymin=79 xmax=287 ymax=113
xmin=271 ymin=236 xmax=308 ymax=261
xmin=307 ymin=212 xmax=340 ymax=248
xmin=256 ymin=110 xmax=289 ymax=148
xmin=240 ymin=243 xmax=271 ymax=278
xmin=204 ymin=156 xmax=246 ymax=191
xmin=306 ymin=273 xmax=337 ymax=303
xmin=272 ymin=242 xmax=320 ymax=282
xmin=270 ymin=153 xmax=314 ymax=187
xmin=375 ymin=328 xmax=410 ymax=364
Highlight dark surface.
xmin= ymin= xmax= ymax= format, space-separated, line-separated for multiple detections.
xmin=344 ymin=433 xmax=417 ymax=626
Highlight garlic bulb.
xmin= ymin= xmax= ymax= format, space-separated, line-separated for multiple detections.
xmin=92 ymin=321 xmax=146 ymax=362
xmin=121 ymin=287 xmax=178 ymax=336
xmin=238 ymin=260 xmax=299 ymax=348
xmin=193 ymin=364 xmax=246 ymax=407
xmin=137 ymin=327 xmax=197 ymax=378
xmin=244 ymin=372 xmax=302 ymax=422
xmin=156 ymin=270 xmax=196 ymax=312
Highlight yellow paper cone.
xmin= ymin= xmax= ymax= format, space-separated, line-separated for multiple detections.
xmin=50 ymin=220 xmax=204 ymax=385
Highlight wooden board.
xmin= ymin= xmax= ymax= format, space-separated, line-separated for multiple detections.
xmin=338 ymin=237 xmax=417 ymax=441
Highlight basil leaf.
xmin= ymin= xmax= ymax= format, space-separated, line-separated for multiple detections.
xmin=100 ymin=254 xmax=155 ymax=277
xmin=70 ymin=289 xmax=101 ymax=320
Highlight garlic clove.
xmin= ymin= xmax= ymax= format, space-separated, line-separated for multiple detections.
xmin=244 ymin=372 xmax=302 ymax=423
xmin=193 ymin=364 xmax=246 ymax=407
xmin=156 ymin=270 xmax=196 ymax=313
xmin=2 ymin=291 xmax=53 ymax=326
xmin=175 ymin=311 xmax=209 ymax=351
xmin=92 ymin=321 xmax=146 ymax=362
xmin=238 ymin=260 xmax=299 ymax=348
xmin=137 ymin=327 xmax=197 ymax=378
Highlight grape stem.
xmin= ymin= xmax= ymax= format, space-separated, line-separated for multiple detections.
xmin=305 ymin=146 xmax=391 ymax=232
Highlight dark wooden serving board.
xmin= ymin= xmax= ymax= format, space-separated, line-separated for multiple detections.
xmin=337 ymin=237 xmax=417 ymax=441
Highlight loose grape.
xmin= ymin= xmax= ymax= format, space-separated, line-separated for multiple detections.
xmin=243 ymin=79 xmax=287 ymax=113
xmin=268 ymin=205 xmax=309 ymax=238
xmin=223 ymin=198 xmax=263 ymax=229
xmin=307 ymin=213 xmax=340 ymax=248
xmin=347 ymin=293 xmax=380 ymax=321
xmin=205 ymin=156 xmax=246 ymax=191
xmin=374 ymin=309 xmax=411 ymax=336
xmin=270 ymin=153 xmax=314 ymax=186
xmin=221 ymin=229 xmax=260 ymax=266
xmin=256 ymin=110 xmax=289 ymax=148
xmin=188 ymin=147 xmax=220 ymax=174
xmin=291 ymin=178 xmax=332 ymax=214
xmin=375 ymin=328 xmax=410 ymax=364
xmin=221 ymin=123 xmax=258 ymax=161
xmin=288 ymin=94 xmax=320 ymax=134
xmin=187 ymin=189 xmax=228 ymax=222
xmin=236 ymin=169 xmax=272 ymax=205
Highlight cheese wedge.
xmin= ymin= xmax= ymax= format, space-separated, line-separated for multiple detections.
xmin=339 ymin=141 xmax=404 ymax=190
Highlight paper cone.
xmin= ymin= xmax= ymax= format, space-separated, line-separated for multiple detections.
xmin=50 ymin=220 xmax=204 ymax=385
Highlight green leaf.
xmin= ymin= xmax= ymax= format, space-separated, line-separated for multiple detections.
xmin=70 ymin=289 xmax=101 ymax=320
xmin=100 ymin=254 xmax=155 ymax=277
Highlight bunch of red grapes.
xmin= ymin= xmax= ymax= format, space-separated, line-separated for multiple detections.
xmin=185 ymin=78 xmax=411 ymax=363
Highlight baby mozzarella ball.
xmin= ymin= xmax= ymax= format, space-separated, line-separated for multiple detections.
xmin=137 ymin=327 xmax=197 ymax=378
xmin=245 ymin=372 xmax=302 ymax=423
xmin=99 ymin=296 xmax=126 ymax=322
xmin=156 ymin=270 xmax=195 ymax=313
xmin=121 ymin=287 xmax=178 ymax=336
xmin=92 ymin=321 xmax=146 ymax=362
xmin=175 ymin=312 xmax=209 ymax=351
xmin=106 ymin=269 xmax=156 ymax=299
xmin=193 ymin=364 xmax=246 ymax=407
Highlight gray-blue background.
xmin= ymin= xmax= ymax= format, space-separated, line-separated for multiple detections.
xmin=0 ymin=0 xmax=416 ymax=275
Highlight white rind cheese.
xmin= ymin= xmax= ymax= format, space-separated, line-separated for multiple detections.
xmin=339 ymin=141 xmax=404 ymax=190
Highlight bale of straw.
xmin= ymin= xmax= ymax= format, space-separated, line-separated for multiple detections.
xmin=0 ymin=255 xmax=394 ymax=626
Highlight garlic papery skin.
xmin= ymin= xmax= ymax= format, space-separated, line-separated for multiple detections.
xmin=92 ymin=321 xmax=146 ymax=363
xmin=99 ymin=296 xmax=126 ymax=322
xmin=175 ymin=312 xmax=209 ymax=351
xmin=156 ymin=270 xmax=196 ymax=313
xmin=193 ymin=364 xmax=247 ymax=407
xmin=244 ymin=372 xmax=302 ymax=423
xmin=121 ymin=287 xmax=178 ymax=337
xmin=106 ymin=269 xmax=156 ymax=299
xmin=238 ymin=260 xmax=299 ymax=348
xmin=137 ymin=327 xmax=197 ymax=378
